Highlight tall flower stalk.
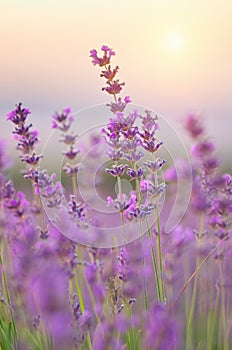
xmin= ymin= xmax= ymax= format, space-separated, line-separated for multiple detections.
xmin=90 ymin=45 xmax=167 ymax=303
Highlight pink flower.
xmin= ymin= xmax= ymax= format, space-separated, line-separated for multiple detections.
xmin=184 ymin=113 xmax=204 ymax=139
xmin=191 ymin=140 xmax=215 ymax=159
xmin=124 ymin=96 xmax=131 ymax=103
xmin=100 ymin=65 xmax=119 ymax=81
xmin=90 ymin=45 xmax=115 ymax=66
xmin=107 ymin=96 xmax=131 ymax=113
xmin=102 ymin=80 xmax=125 ymax=95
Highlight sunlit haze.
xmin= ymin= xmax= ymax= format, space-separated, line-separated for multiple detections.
xmin=166 ymin=33 xmax=184 ymax=51
xmin=1 ymin=0 xmax=232 ymax=162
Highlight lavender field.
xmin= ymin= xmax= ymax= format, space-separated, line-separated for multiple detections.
xmin=0 ymin=45 xmax=232 ymax=350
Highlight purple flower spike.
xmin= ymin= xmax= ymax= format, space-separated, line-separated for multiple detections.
xmin=142 ymin=140 xmax=163 ymax=153
xmin=140 ymin=110 xmax=159 ymax=131
xmin=144 ymin=159 xmax=166 ymax=172
xmin=100 ymin=65 xmax=119 ymax=81
xmin=127 ymin=167 xmax=145 ymax=179
xmin=107 ymin=193 xmax=137 ymax=213
xmin=63 ymin=162 xmax=80 ymax=176
xmin=102 ymin=80 xmax=125 ymax=95
xmin=185 ymin=112 xmax=204 ymax=139
xmin=68 ymin=195 xmax=90 ymax=228
xmin=126 ymin=201 xmax=155 ymax=220
xmin=191 ymin=140 xmax=215 ymax=159
xmin=63 ymin=147 xmax=80 ymax=160
xmin=52 ymin=107 xmax=74 ymax=131
xmin=105 ymin=164 xmax=128 ymax=177
xmin=107 ymin=96 xmax=131 ymax=113
xmin=6 ymin=103 xmax=31 ymax=125
xmin=90 ymin=45 xmax=115 ymax=66
xmin=0 ymin=140 xmax=12 ymax=171
xmin=202 ymin=157 xmax=219 ymax=174
xmin=5 ymin=190 xmax=29 ymax=218
xmin=20 ymin=152 xmax=43 ymax=166
xmin=140 ymin=180 xmax=167 ymax=195
xmin=143 ymin=304 xmax=179 ymax=349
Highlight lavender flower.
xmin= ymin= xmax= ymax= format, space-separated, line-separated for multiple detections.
xmin=107 ymin=193 xmax=137 ymax=213
xmin=63 ymin=162 xmax=80 ymax=176
xmin=127 ymin=167 xmax=145 ymax=180
xmin=107 ymin=96 xmax=131 ymax=113
xmin=6 ymin=102 xmax=31 ymax=124
xmin=62 ymin=146 xmax=80 ymax=160
xmin=106 ymin=164 xmax=128 ymax=177
xmin=0 ymin=140 xmax=12 ymax=170
xmin=126 ymin=201 xmax=155 ymax=220
xmin=5 ymin=191 xmax=29 ymax=218
xmin=144 ymin=159 xmax=166 ymax=172
xmin=7 ymin=103 xmax=41 ymax=163
xmin=51 ymin=107 xmax=74 ymax=131
xmin=20 ymin=152 xmax=43 ymax=165
xmin=90 ymin=45 xmax=115 ymax=66
xmin=143 ymin=304 xmax=179 ymax=349
xmin=140 ymin=180 xmax=167 ymax=196
xmin=68 ymin=195 xmax=90 ymax=228
xmin=184 ymin=112 xmax=204 ymax=139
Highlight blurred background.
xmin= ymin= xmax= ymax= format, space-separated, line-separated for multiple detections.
xmin=1 ymin=0 xmax=232 ymax=169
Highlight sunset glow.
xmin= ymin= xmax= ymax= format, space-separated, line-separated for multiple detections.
xmin=1 ymin=0 xmax=232 ymax=158
xmin=166 ymin=33 xmax=184 ymax=51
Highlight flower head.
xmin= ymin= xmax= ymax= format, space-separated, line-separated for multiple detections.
xmin=106 ymin=164 xmax=128 ymax=177
xmin=90 ymin=45 xmax=115 ymax=66
xmin=52 ymin=107 xmax=74 ymax=131
xmin=102 ymin=80 xmax=125 ymax=95
xmin=6 ymin=103 xmax=31 ymax=125
xmin=185 ymin=113 xmax=204 ymax=139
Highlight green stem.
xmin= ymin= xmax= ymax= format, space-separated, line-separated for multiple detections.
xmin=138 ymin=219 xmax=148 ymax=311
xmin=116 ymin=163 xmax=126 ymax=236
xmin=207 ymin=288 xmax=219 ymax=350
xmin=113 ymin=93 xmax=117 ymax=104
xmin=37 ymin=192 xmax=46 ymax=234
xmin=75 ymin=273 xmax=85 ymax=314
xmin=131 ymin=161 xmax=142 ymax=204
xmin=219 ymin=260 xmax=228 ymax=350
xmin=146 ymin=218 xmax=161 ymax=301
xmin=153 ymin=153 xmax=166 ymax=303
xmin=72 ymin=172 xmax=78 ymax=198
xmin=185 ymin=254 xmax=199 ymax=349
xmin=0 ymin=239 xmax=17 ymax=346
xmin=186 ymin=213 xmax=205 ymax=349
xmin=117 ymin=174 xmax=122 ymax=202
xmin=86 ymin=333 xmax=92 ymax=350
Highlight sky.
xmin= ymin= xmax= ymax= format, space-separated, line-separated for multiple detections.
xmin=1 ymin=0 xmax=232 ymax=165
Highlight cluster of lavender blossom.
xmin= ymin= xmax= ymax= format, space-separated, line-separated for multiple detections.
xmin=0 ymin=45 xmax=231 ymax=350
xmin=90 ymin=46 xmax=166 ymax=225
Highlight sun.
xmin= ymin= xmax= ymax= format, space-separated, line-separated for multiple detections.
xmin=166 ymin=33 xmax=184 ymax=51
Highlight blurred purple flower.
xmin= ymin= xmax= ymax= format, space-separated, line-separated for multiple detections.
xmin=184 ymin=112 xmax=204 ymax=139
xmin=191 ymin=140 xmax=215 ymax=159
xmin=143 ymin=303 xmax=179 ymax=350
xmin=52 ymin=107 xmax=74 ymax=131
